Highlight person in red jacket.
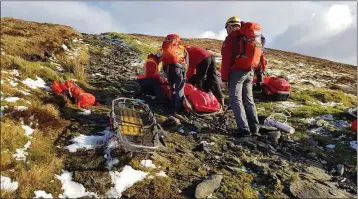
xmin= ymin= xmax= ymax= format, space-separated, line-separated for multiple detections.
xmin=134 ymin=53 xmax=165 ymax=101
xmin=221 ymin=16 xmax=260 ymax=137
xmin=184 ymin=45 xmax=224 ymax=106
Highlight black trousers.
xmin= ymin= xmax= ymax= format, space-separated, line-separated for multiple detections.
xmin=136 ymin=78 xmax=165 ymax=101
xmin=193 ymin=56 xmax=224 ymax=100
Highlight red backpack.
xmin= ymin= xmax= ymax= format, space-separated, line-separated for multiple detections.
xmin=161 ymin=34 xmax=186 ymax=66
xmin=234 ymin=22 xmax=262 ymax=71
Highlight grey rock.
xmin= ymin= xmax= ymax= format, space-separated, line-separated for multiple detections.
xmin=290 ymin=180 xmax=352 ymax=198
xmin=304 ymin=166 xmax=332 ymax=181
xmin=307 ymin=138 xmax=319 ymax=146
xmin=246 ymin=160 xmax=269 ymax=174
xmin=224 ymin=156 xmax=241 ymax=166
xmin=195 ymin=174 xmax=223 ymax=199
xmin=306 ymin=152 xmax=318 ymax=160
xmin=337 ymin=164 xmax=345 ymax=176
xmin=268 ymin=131 xmax=281 ymax=144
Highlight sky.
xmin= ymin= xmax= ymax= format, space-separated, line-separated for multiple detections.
xmin=1 ymin=1 xmax=357 ymax=66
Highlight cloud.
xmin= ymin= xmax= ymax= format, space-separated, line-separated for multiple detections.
xmin=198 ymin=29 xmax=227 ymax=40
xmin=1 ymin=1 xmax=121 ymax=34
xmin=269 ymin=3 xmax=357 ymax=65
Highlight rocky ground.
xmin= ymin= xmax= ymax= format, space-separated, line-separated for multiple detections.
xmin=1 ymin=18 xmax=356 ymax=198
xmin=53 ymin=33 xmax=357 ymax=198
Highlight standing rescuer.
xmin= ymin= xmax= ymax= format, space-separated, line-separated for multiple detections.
xmin=161 ymin=34 xmax=189 ymax=114
xmin=184 ymin=45 xmax=225 ymax=106
xmin=221 ymin=16 xmax=263 ymax=137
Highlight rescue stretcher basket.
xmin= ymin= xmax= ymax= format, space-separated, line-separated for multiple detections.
xmin=110 ymin=97 xmax=161 ymax=154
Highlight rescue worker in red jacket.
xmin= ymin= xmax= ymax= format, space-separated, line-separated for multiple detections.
xmin=134 ymin=53 xmax=165 ymax=101
xmin=161 ymin=34 xmax=189 ymax=114
xmin=184 ymin=45 xmax=224 ymax=106
xmin=221 ymin=16 xmax=261 ymax=137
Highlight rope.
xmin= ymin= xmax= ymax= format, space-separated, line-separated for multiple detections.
xmin=264 ymin=107 xmax=291 ymax=126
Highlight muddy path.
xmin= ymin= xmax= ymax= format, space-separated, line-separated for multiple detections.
xmin=54 ymin=33 xmax=356 ymax=198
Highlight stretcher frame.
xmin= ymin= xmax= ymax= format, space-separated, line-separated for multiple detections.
xmin=110 ymin=98 xmax=161 ymax=154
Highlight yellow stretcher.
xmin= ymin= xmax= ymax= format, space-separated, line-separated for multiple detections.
xmin=119 ymin=109 xmax=143 ymax=136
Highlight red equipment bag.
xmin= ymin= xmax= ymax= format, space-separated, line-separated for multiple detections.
xmin=352 ymin=120 xmax=357 ymax=133
xmin=263 ymin=76 xmax=291 ymax=101
xmin=183 ymin=83 xmax=221 ymax=113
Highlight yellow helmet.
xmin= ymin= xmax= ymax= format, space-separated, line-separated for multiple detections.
xmin=225 ymin=16 xmax=241 ymax=28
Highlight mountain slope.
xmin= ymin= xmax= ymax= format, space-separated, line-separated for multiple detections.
xmin=1 ymin=18 xmax=357 ymax=198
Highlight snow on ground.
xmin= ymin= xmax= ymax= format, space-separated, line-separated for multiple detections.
xmin=140 ymin=160 xmax=156 ymax=169
xmin=18 ymin=90 xmax=31 ymax=95
xmin=9 ymin=70 xmax=20 ymax=76
xmin=78 ymin=109 xmax=91 ymax=115
xmin=319 ymin=101 xmax=343 ymax=107
xmin=13 ymin=141 xmax=31 ymax=161
xmin=33 ymin=190 xmax=53 ymax=198
xmin=326 ymin=144 xmax=335 ymax=150
xmin=104 ymin=135 xmax=120 ymax=170
xmin=299 ymin=79 xmax=326 ymax=87
xmin=107 ymin=165 xmax=148 ymax=198
xmin=22 ymin=76 xmax=49 ymax=90
xmin=9 ymin=80 xmax=18 ymax=87
xmin=3 ymin=97 xmax=20 ymax=103
xmin=266 ymin=69 xmax=284 ymax=77
xmin=0 ymin=176 xmax=18 ymax=192
xmin=65 ymin=129 xmax=112 ymax=152
xmin=350 ymin=141 xmax=357 ymax=151
xmin=22 ymin=125 xmax=35 ymax=137
xmin=14 ymin=106 xmax=28 ymax=111
xmin=0 ymin=106 xmax=8 ymax=117
xmin=56 ymin=170 xmax=97 ymax=198
xmin=61 ymin=44 xmax=69 ymax=51
xmin=156 ymin=171 xmax=168 ymax=177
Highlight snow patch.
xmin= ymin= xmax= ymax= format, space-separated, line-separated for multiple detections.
xmin=9 ymin=70 xmax=20 ymax=76
xmin=14 ymin=106 xmax=28 ymax=111
xmin=0 ymin=176 xmax=18 ymax=192
xmin=107 ymin=165 xmax=148 ymax=198
xmin=22 ymin=125 xmax=35 ymax=136
xmin=326 ymin=144 xmax=335 ymax=149
xmin=22 ymin=76 xmax=49 ymax=90
xmin=13 ymin=141 xmax=31 ymax=161
xmin=3 ymin=97 xmax=20 ymax=102
xmin=65 ymin=129 xmax=112 ymax=152
xmin=350 ymin=141 xmax=357 ymax=151
xmin=277 ymin=101 xmax=302 ymax=108
xmin=156 ymin=171 xmax=168 ymax=177
xmin=104 ymin=135 xmax=120 ymax=170
xmin=33 ymin=190 xmax=53 ymax=198
xmin=9 ymin=80 xmax=18 ymax=87
xmin=56 ymin=170 xmax=97 ymax=198
xmin=140 ymin=160 xmax=156 ymax=169
xmin=61 ymin=44 xmax=69 ymax=51
xmin=78 ymin=109 xmax=91 ymax=115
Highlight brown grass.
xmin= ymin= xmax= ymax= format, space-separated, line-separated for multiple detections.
xmin=1 ymin=17 xmax=82 ymax=62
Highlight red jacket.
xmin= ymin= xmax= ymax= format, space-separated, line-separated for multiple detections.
xmin=184 ymin=45 xmax=212 ymax=80
xmin=137 ymin=55 xmax=160 ymax=80
xmin=221 ymin=29 xmax=242 ymax=82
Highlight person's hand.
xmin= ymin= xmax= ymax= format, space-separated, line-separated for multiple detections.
xmin=220 ymin=81 xmax=228 ymax=88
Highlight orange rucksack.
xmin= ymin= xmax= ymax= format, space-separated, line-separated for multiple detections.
xmin=161 ymin=34 xmax=186 ymax=65
xmin=52 ymin=80 xmax=66 ymax=95
xmin=234 ymin=22 xmax=262 ymax=71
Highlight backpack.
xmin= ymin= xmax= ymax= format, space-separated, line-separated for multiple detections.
xmin=161 ymin=34 xmax=186 ymax=66
xmin=234 ymin=22 xmax=262 ymax=71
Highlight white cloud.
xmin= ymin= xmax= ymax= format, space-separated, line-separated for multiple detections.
xmin=269 ymin=3 xmax=357 ymax=65
xmin=1 ymin=1 xmax=121 ymax=34
xmin=198 ymin=29 xmax=227 ymax=40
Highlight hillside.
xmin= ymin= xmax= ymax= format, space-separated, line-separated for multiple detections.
xmin=1 ymin=18 xmax=357 ymax=198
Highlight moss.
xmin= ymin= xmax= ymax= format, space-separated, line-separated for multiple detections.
xmin=219 ymin=170 xmax=258 ymax=198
